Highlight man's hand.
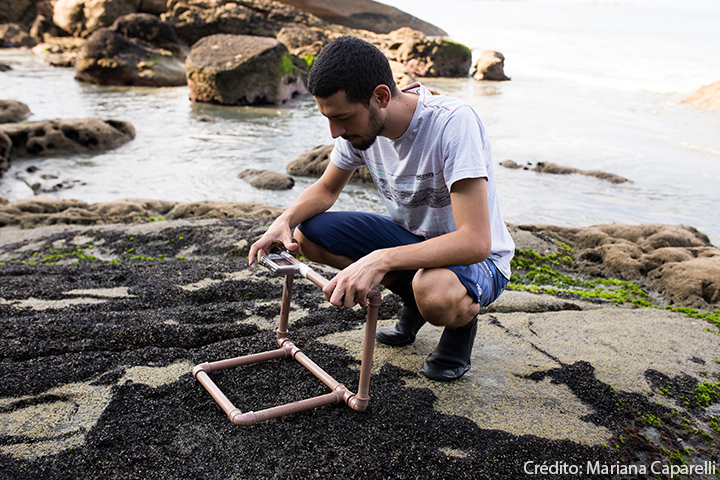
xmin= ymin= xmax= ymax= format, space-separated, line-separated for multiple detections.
xmin=248 ymin=220 xmax=298 ymax=266
xmin=322 ymin=250 xmax=387 ymax=308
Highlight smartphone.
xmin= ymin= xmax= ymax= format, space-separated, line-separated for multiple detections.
xmin=260 ymin=251 xmax=300 ymax=276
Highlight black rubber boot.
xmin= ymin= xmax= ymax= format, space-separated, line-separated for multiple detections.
xmin=375 ymin=281 xmax=426 ymax=346
xmin=375 ymin=305 xmax=426 ymax=346
xmin=420 ymin=317 xmax=478 ymax=381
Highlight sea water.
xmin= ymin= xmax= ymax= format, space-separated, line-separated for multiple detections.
xmin=0 ymin=0 xmax=718 ymax=244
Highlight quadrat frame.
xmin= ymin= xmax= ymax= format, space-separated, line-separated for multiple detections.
xmin=193 ymin=252 xmax=381 ymax=426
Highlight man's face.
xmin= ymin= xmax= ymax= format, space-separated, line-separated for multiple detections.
xmin=314 ymin=90 xmax=386 ymax=151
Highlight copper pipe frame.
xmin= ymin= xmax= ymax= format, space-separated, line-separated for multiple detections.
xmin=193 ymin=265 xmax=381 ymax=426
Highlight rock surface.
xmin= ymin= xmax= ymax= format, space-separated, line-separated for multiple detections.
xmin=0 ymin=117 xmax=135 ymax=162
xmin=0 ymin=215 xmax=717 ymax=477
xmin=31 ymin=37 xmax=87 ymax=67
xmin=472 ymin=50 xmax=510 ymax=81
xmin=682 ymin=80 xmax=720 ymax=111
xmin=0 ymin=197 xmax=284 ymax=228
xmin=515 ymin=222 xmax=720 ymax=309
xmin=74 ymin=18 xmax=187 ymax=87
xmin=185 ymin=34 xmax=308 ymax=105
xmin=388 ymin=37 xmax=472 ymax=78
xmin=53 ymin=0 xmax=142 ymax=38
xmin=238 ymin=169 xmax=295 ymax=190
xmin=0 ymin=22 xmax=37 ymax=47
xmin=500 ymin=160 xmax=631 ymax=184
xmin=274 ymin=0 xmax=447 ymax=36
xmin=287 ymin=144 xmax=373 ymax=183
xmin=0 ymin=100 xmax=31 ymax=124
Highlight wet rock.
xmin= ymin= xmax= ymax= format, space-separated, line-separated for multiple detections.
xmin=515 ymin=223 xmax=719 ymax=309
xmin=276 ymin=24 xmax=328 ymax=60
xmin=109 ymin=13 xmax=188 ymax=60
xmin=388 ymin=37 xmax=472 ymax=78
xmin=53 ymin=0 xmax=142 ymax=38
xmin=472 ymin=50 xmax=510 ymax=81
xmin=682 ymin=80 xmax=720 ymax=111
xmin=161 ymin=0 xmax=323 ymax=47
xmin=0 ymin=63 xmax=11 ymax=71
xmin=275 ymin=0 xmax=446 ymax=36
xmin=238 ymin=169 xmax=295 ymax=190
xmin=74 ymin=26 xmax=187 ymax=86
xmin=0 ymin=22 xmax=37 ymax=48
xmin=1 ymin=0 xmax=46 ymax=26
xmin=185 ymin=34 xmax=308 ymax=106
xmin=31 ymin=36 xmax=87 ymax=67
xmin=287 ymin=144 xmax=373 ymax=183
xmin=0 ymin=197 xmax=284 ymax=228
xmin=0 ymin=117 xmax=135 ymax=158
xmin=533 ymin=161 xmax=631 ymax=184
xmin=0 ymin=130 xmax=11 ymax=176
xmin=0 ymin=100 xmax=31 ymax=124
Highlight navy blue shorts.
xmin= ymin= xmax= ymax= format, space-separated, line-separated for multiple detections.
xmin=297 ymin=211 xmax=508 ymax=307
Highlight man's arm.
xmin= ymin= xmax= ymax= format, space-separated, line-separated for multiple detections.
xmin=248 ymin=162 xmax=354 ymax=265
xmin=324 ymin=177 xmax=492 ymax=307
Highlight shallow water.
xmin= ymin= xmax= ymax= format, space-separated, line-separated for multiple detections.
xmin=1 ymin=0 xmax=719 ymax=245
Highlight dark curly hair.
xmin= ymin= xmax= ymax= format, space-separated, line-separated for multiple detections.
xmin=307 ymin=36 xmax=397 ymax=106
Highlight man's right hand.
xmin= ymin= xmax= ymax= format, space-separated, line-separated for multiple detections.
xmin=247 ymin=220 xmax=299 ymax=266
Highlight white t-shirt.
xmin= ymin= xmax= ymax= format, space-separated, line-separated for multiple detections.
xmin=330 ymin=83 xmax=515 ymax=279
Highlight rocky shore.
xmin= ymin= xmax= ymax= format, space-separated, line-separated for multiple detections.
xmin=0 ymin=201 xmax=719 ymax=479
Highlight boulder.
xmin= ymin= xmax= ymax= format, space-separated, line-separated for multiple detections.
xmin=516 ymin=223 xmax=719 ymax=309
xmin=532 ymin=162 xmax=631 ymax=184
xmin=0 ymin=22 xmax=37 ymax=47
xmin=0 ymin=0 xmax=45 ymax=26
xmin=185 ymin=34 xmax=308 ymax=106
xmin=0 ymin=130 xmax=11 ymax=176
xmin=0 ymin=100 xmax=31 ymax=124
xmin=682 ymin=80 xmax=720 ymax=111
xmin=53 ymin=0 xmax=142 ymax=38
xmin=388 ymin=38 xmax=472 ymax=78
xmin=109 ymin=13 xmax=188 ymax=59
xmin=287 ymin=144 xmax=373 ymax=183
xmin=0 ymin=117 xmax=135 ymax=159
xmin=276 ymin=24 xmax=328 ymax=60
xmin=161 ymin=0 xmax=323 ymax=47
xmin=0 ymin=63 xmax=11 ymax=72
xmin=238 ymin=169 xmax=295 ymax=190
xmin=472 ymin=50 xmax=510 ymax=81
xmin=74 ymin=28 xmax=186 ymax=86
xmin=31 ymin=36 xmax=87 ymax=67
xmin=273 ymin=0 xmax=447 ymax=36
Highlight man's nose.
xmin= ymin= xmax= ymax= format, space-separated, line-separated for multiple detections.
xmin=328 ymin=120 xmax=345 ymax=139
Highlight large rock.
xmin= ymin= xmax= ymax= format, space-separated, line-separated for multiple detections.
xmin=31 ymin=36 xmax=87 ymax=67
xmin=275 ymin=0 xmax=446 ymax=36
xmin=0 ymin=130 xmax=11 ymax=177
xmin=0 ymin=117 xmax=135 ymax=159
xmin=517 ymin=223 xmax=720 ymax=309
xmin=388 ymin=37 xmax=472 ymax=78
xmin=53 ymin=0 xmax=142 ymax=38
xmin=0 ymin=100 xmax=31 ymax=124
xmin=0 ymin=0 xmax=45 ymax=26
xmin=185 ymin=34 xmax=308 ymax=106
xmin=275 ymin=24 xmax=328 ymax=59
xmin=161 ymin=0 xmax=323 ymax=47
xmin=109 ymin=13 xmax=188 ymax=59
xmin=682 ymin=80 xmax=720 ymax=111
xmin=0 ymin=22 xmax=37 ymax=47
xmin=287 ymin=144 xmax=373 ymax=183
xmin=74 ymin=27 xmax=186 ymax=86
xmin=238 ymin=169 xmax=295 ymax=190
xmin=472 ymin=50 xmax=510 ymax=81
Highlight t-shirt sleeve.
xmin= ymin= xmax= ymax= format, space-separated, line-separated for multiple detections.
xmin=330 ymin=137 xmax=364 ymax=171
xmin=440 ymin=105 xmax=491 ymax=190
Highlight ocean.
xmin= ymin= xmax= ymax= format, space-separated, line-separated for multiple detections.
xmin=1 ymin=0 xmax=719 ymax=244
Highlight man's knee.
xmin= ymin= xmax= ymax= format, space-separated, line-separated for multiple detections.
xmin=413 ymin=269 xmax=471 ymax=326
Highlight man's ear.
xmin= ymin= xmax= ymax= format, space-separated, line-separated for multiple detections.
xmin=372 ymin=84 xmax=392 ymax=109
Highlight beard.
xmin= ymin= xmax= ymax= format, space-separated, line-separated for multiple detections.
xmin=346 ymin=105 xmax=386 ymax=151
